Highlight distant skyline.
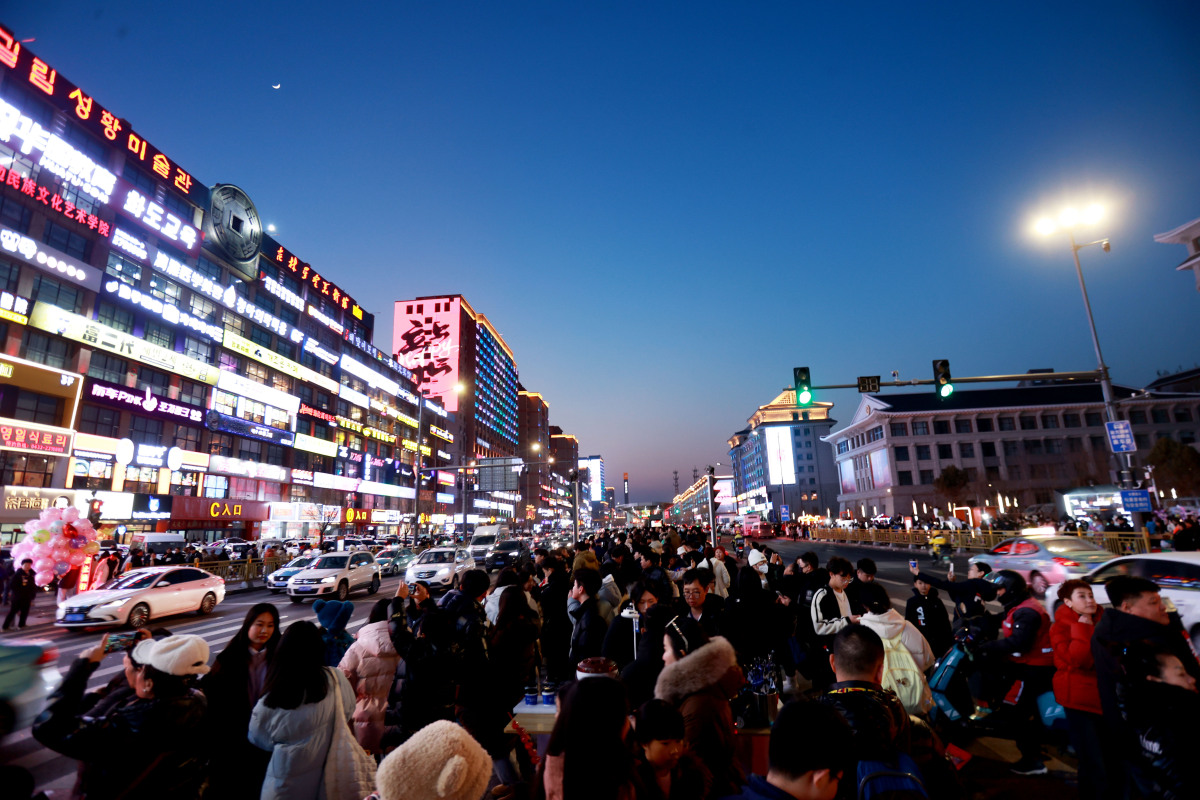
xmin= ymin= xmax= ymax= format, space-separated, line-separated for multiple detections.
xmin=8 ymin=2 xmax=1199 ymax=502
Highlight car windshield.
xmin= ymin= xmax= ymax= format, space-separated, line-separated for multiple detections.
xmin=396 ymin=549 xmax=413 ymax=556
xmin=472 ymin=536 xmax=496 ymax=547
xmin=285 ymin=557 xmax=314 ymax=569
xmin=311 ymin=555 xmax=349 ymax=569
xmin=106 ymin=571 xmax=162 ymax=590
xmin=378 ymin=550 xmax=397 ymax=558
xmin=417 ymin=550 xmax=454 ymax=564
xmin=497 ymin=541 xmax=520 ymax=551
xmin=1044 ymin=537 xmax=1108 ymax=554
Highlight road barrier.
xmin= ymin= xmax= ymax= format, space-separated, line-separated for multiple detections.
xmin=191 ymin=557 xmax=285 ymax=590
xmin=808 ymin=527 xmax=1155 ymax=556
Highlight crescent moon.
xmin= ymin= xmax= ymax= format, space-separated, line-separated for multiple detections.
xmin=272 ymin=84 xmax=281 ymax=89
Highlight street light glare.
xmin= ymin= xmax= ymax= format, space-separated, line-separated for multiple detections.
xmin=1083 ymin=203 xmax=1103 ymax=225
xmin=1059 ymin=207 xmax=1079 ymax=227
xmin=1034 ymin=217 xmax=1056 ymax=236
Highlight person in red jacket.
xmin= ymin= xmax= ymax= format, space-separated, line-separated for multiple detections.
xmin=1050 ymin=579 xmax=1109 ymax=799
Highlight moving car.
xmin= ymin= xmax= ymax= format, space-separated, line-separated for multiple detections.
xmin=968 ymin=535 xmax=1112 ymax=594
xmin=404 ymin=547 xmax=473 ymax=592
xmin=0 ymin=640 xmax=61 ymax=734
xmin=287 ymin=551 xmax=381 ymax=603
xmin=484 ymin=539 xmax=530 ymax=572
xmin=265 ymin=556 xmax=316 ymax=593
xmin=1047 ymin=552 xmax=1200 ymax=631
xmin=56 ymin=567 xmax=226 ymax=629
xmin=375 ymin=548 xmax=417 ymax=577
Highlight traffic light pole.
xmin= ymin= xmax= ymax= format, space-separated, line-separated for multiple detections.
xmin=797 ymin=370 xmax=1102 ymax=392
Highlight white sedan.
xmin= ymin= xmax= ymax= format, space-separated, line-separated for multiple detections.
xmin=1047 ymin=552 xmax=1200 ymax=631
xmin=56 ymin=566 xmax=225 ymax=629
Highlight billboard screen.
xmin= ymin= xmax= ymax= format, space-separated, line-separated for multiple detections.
xmin=870 ymin=449 xmax=892 ymax=490
xmin=839 ymin=460 xmax=857 ymax=495
xmin=764 ymin=427 xmax=796 ymax=485
xmin=394 ymin=298 xmax=462 ymax=412
xmin=579 ymin=456 xmax=604 ymax=504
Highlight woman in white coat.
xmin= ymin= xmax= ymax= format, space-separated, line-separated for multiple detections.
xmin=249 ymin=620 xmax=355 ymax=800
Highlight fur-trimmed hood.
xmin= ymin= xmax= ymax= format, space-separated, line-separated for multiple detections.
xmin=654 ymin=636 xmax=739 ymax=705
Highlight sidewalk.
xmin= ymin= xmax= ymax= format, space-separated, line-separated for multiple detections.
xmin=0 ymin=588 xmax=60 ymax=632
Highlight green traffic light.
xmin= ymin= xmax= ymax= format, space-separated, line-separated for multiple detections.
xmin=939 ymin=383 xmax=954 ymax=398
xmin=798 ymin=389 xmax=813 ymax=405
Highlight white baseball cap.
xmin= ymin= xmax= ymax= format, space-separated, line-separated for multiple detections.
xmin=131 ymin=634 xmax=211 ymax=676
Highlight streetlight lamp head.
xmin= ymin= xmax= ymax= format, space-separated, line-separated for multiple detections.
xmin=1059 ymin=207 xmax=1079 ymax=228
xmin=1034 ymin=217 xmax=1057 ymax=236
xmin=1100 ymin=239 xmax=1111 ymax=253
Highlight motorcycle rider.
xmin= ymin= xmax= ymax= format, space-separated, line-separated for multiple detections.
xmin=977 ymin=570 xmax=1055 ymax=776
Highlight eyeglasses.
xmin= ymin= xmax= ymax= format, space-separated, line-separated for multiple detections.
xmin=682 ymin=589 xmax=704 ymax=598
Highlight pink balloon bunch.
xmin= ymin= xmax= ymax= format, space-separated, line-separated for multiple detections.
xmin=11 ymin=505 xmax=100 ymax=587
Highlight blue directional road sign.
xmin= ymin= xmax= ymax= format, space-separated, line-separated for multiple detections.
xmin=780 ymin=505 xmax=791 ymax=522
xmin=1106 ymin=421 xmax=1136 ymax=453
xmin=1120 ymin=490 xmax=1153 ymax=514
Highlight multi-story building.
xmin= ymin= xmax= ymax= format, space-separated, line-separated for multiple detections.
xmin=823 ymin=381 xmax=1200 ymax=519
xmin=518 ymin=388 xmax=551 ymax=529
xmin=665 ymin=473 xmax=736 ymax=527
xmin=580 ymin=454 xmax=605 ymax=517
xmin=1155 ymin=215 xmax=1200 ymax=292
xmin=727 ymin=389 xmax=838 ymax=522
xmin=0 ymin=30 xmax=458 ymax=544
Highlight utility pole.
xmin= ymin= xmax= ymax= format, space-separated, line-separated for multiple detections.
xmin=692 ymin=466 xmax=699 ymax=483
xmin=673 ymin=470 xmax=679 ymax=495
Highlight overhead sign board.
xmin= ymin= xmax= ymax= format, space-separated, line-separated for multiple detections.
xmin=1120 ymin=490 xmax=1153 ymax=514
xmin=1106 ymin=421 xmax=1136 ymax=454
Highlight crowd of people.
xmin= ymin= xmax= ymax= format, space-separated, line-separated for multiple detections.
xmin=18 ymin=525 xmax=1200 ymax=799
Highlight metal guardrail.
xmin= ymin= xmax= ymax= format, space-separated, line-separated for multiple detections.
xmin=189 ymin=557 xmax=285 ymax=589
xmin=808 ymin=527 xmax=1155 ymax=556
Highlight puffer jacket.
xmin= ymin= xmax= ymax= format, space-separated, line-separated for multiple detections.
xmin=860 ymin=608 xmax=936 ymax=672
xmin=339 ymin=620 xmax=400 ymax=752
xmin=248 ymin=667 xmax=355 ymax=800
xmin=33 ymin=658 xmax=208 ymax=799
xmin=1049 ymin=603 xmax=1102 ymax=714
xmin=654 ymin=636 xmax=745 ymax=798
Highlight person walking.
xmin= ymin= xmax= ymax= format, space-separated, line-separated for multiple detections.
xmin=3 ymin=558 xmax=36 ymax=630
xmin=339 ymin=599 xmax=400 ymax=753
xmin=248 ymin=620 xmax=356 ymax=800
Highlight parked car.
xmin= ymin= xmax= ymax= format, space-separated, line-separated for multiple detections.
xmin=404 ymin=547 xmax=473 ymax=592
xmin=56 ymin=567 xmax=226 ymax=629
xmin=265 ymin=556 xmax=316 ymax=593
xmin=0 ymin=640 xmax=61 ymax=734
xmin=1047 ymin=552 xmax=1200 ymax=631
xmin=375 ymin=548 xmax=417 ymax=576
xmin=968 ymin=534 xmax=1112 ymax=593
xmin=286 ymin=551 xmax=380 ymax=603
xmin=484 ymin=539 xmax=530 ymax=572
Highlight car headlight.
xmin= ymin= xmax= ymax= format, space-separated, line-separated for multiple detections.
xmin=319 ymin=575 xmax=338 ymax=583
xmin=437 ymin=567 xmax=450 ymax=576
xmin=95 ymin=598 xmax=132 ymax=610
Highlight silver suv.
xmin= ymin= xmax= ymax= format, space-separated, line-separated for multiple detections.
xmin=287 ymin=551 xmax=380 ymax=603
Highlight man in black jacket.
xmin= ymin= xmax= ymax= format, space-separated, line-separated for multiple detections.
xmin=905 ymin=575 xmax=953 ymax=658
xmin=568 ymin=566 xmax=608 ymax=666
xmin=539 ymin=555 xmax=573 ymax=682
xmin=909 ymin=560 xmax=996 ymax=634
xmin=3 ymin=558 xmax=36 ymax=630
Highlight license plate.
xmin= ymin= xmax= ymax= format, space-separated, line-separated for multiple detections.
xmin=295 ymin=587 xmax=315 ymax=593
xmin=65 ymin=613 xmax=85 ymax=622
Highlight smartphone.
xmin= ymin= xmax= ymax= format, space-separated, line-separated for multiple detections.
xmin=103 ymin=631 xmax=140 ymax=654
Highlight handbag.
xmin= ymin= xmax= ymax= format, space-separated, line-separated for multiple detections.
xmin=322 ymin=668 xmax=377 ymax=799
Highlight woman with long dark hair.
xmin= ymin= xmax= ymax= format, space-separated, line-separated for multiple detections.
xmin=248 ymin=620 xmax=355 ymax=800
xmin=538 ymin=677 xmax=637 ymax=800
xmin=203 ymin=603 xmax=280 ymax=798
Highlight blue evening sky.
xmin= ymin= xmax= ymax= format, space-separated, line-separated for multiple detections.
xmin=7 ymin=2 xmax=1199 ymax=502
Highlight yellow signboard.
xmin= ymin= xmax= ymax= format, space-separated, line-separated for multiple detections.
xmin=222 ymin=330 xmax=339 ymax=393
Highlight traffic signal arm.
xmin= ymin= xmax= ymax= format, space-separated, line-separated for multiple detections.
xmin=786 ymin=369 xmax=1101 ymax=391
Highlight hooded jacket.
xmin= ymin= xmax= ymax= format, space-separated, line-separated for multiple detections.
xmin=1120 ymin=677 xmax=1200 ymax=799
xmin=1049 ymin=603 xmax=1102 ymax=715
xmin=860 ymin=608 xmax=936 ymax=673
xmin=905 ymin=586 xmax=953 ymax=658
xmin=655 ymin=636 xmax=745 ymax=797
xmin=914 ymin=571 xmax=996 ymax=623
xmin=1091 ymin=606 xmax=1200 ymax=722
xmin=339 ymin=619 xmax=400 ymax=752
xmin=816 ymin=679 xmax=912 ymax=762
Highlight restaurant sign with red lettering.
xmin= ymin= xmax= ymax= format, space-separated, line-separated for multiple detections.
xmin=170 ymin=496 xmax=270 ymax=521
xmin=0 ymin=419 xmax=73 ymax=456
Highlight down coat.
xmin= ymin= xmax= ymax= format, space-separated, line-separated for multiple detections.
xmin=1049 ymin=602 xmax=1103 ymax=715
xmin=339 ymin=620 xmax=401 ymax=752
xmin=248 ymin=667 xmax=355 ymax=800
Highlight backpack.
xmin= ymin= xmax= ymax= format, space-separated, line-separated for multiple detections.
xmin=881 ymin=632 xmax=933 ymax=715
xmin=857 ymin=752 xmax=930 ymax=800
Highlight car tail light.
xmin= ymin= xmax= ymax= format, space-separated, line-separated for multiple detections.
xmin=36 ymin=647 xmax=59 ymax=665
xmin=1052 ymin=557 xmax=1079 ymax=568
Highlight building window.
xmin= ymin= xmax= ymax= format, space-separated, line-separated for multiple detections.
xmin=890 ymin=422 xmax=907 ymax=437
xmin=96 ymin=301 xmax=134 ymax=333
xmin=238 ymin=438 xmax=263 ymax=461
xmin=867 ymin=426 xmax=884 ymax=443
xmin=78 ymin=404 xmax=121 ymax=437
xmin=894 ymin=446 xmax=910 ymax=461
xmin=964 ymin=467 xmax=978 ymax=482
xmin=919 ymin=469 xmax=934 ymax=485
xmin=0 ymin=452 xmax=55 ymax=487
xmin=937 ymin=443 xmax=953 ymax=459
xmin=0 ymin=193 xmax=33 ymax=233
xmin=1063 ymin=413 xmax=1081 ymax=428
xmin=1151 ymin=408 xmax=1170 ymax=424
xmin=1008 ymin=465 xmax=1022 ymax=480
xmin=0 ymin=258 xmax=19 ymax=292
xmin=836 ymin=440 xmax=850 ymax=455
xmin=249 ymin=325 xmax=272 ymax=348
xmin=1181 ymin=431 xmax=1196 ymax=445
xmin=1089 ymin=435 xmax=1105 ymax=450
xmin=179 ymin=380 xmax=207 ymax=407
xmin=1019 ymin=415 xmax=1038 ymax=430
xmin=87 ymin=352 xmax=127 ymax=383
xmin=14 ymin=390 xmax=62 ymax=425
xmin=912 ymin=421 xmax=929 ymax=436
xmin=1003 ymin=440 xmax=1020 ymax=457
xmin=1045 ymin=439 xmax=1064 ymax=454
xmin=143 ymin=321 xmax=173 ymax=349
xmin=897 ymin=471 xmax=913 ymax=486
xmin=954 ymin=420 xmax=972 ymax=434
xmin=1041 ymin=414 xmax=1059 ymax=429
xmin=933 ymin=421 xmax=951 ymax=435
xmin=22 ymin=330 xmax=71 ymax=369
xmin=245 ymin=362 xmax=269 ymax=384
xmin=174 ymin=424 xmax=202 ymax=450
xmin=1129 ymin=409 xmax=1147 ymax=425
xmin=1024 ymin=440 xmax=1044 ymax=455
xmin=959 ymin=442 xmax=975 ymax=458
xmin=183 ymin=336 xmax=214 ymax=363
xmin=1175 ymin=408 xmax=1193 ymax=423
xmin=190 ymin=294 xmax=218 ymax=322
xmin=208 ymin=433 xmax=234 ymax=457
xmin=976 ymin=418 xmax=994 ymax=433
xmin=980 ymin=441 xmax=996 ymax=457
xmin=985 ymin=465 xmax=1000 ymax=481
xmin=266 ymin=444 xmax=286 ymax=466
xmin=1067 ymin=437 xmax=1083 ymax=453
xmin=136 ymin=367 xmax=169 ymax=393
xmin=1085 ymin=412 xmax=1103 ymax=427
xmin=1134 ymin=433 xmax=1151 ymax=449
xmin=105 ymin=252 xmax=143 ymax=287
xmin=42 ymin=220 xmax=90 ymax=260
xmin=916 ymin=444 xmax=931 ymax=460
xmin=148 ymin=275 xmax=184 ymax=305
xmin=218 ymin=351 xmax=241 ymax=372
xmin=32 ymin=275 xmax=84 ymax=314
xmin=998 ymin=416 xmax=1015 ymax=431
xmin=204 ymin=474 xmax=229 ymax=499
xmin=128 ymin=415 xmax=164 ymax=445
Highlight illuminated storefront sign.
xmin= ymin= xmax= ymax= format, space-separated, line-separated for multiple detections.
xmin=0 ymin=419 xmax=72 ymax=455
xmin=293 ymin=432 xmax=338 ymax=457
xmin=0 ymin=27 xmax=197 ymax=201
xmin=340 ymin=354 xmax=399 ymax=395
xmin=268 ymin=241 xmax=363 ymax=317
xmin=260 ymin=274 xmax=304 ymax=311
xmin=216 ymin=370 xmax=301 ymax=415
xmin=428 ymin=425 xmax=453 ymax=442
xmin=343 ymin=328 xmax=412 ymax=380
xmin=121 ymin=188 xmax=199 ymax=250
xmin=0 ymin=167 xmax=112 ymax=237
xmin=153 ymin=250 xmax=225 ymax=302
xmin=111 ymin=228 xmax=149 ymax=261
xmin=208 ymin=455 xmax=289 ymax=482
xmin=313 ymin=471 xmax=360 ymax=492
xmin=290 ymin=470 xmax=315 ymax=486
xmin=394 ymin=297 xmax=462 ymax=411
xmin=0 ymin=291 xmax=30 ymax=325
xmin=131 ymin=494 xmax=173 ymax=520
xmin=223 ymin=331 xmax=338 ymax=393
xmin=226 ymin=290 xmax=303 ymax=344
xmin=0 ymin=95 xmax=117 ymax=204
xmin=363 ymin=426 xmax=397 ymax=444
xmin=357 ymin=480 xmax=416 ymax=500
xmin=298 ymin=404 xmax=336 ymax=423
xmin=436 ymin=492 xmax=456 ymax=505
xmin=102 ymin=280 xmax=224 ymax=341
xmin=169 ymin=496 xmax=271 ymax=521
xmin=437 ymin=449 xmax=452 ymax=461
xmin=0 ymin=225 xmax=102 ymax=290
xmin=30 ymin=302 xmax=219 ymax=384
xmin=336 ymin=415 xmax=363 ymax=434
xmin=304 ymin=337 xmax=338 ymax=365
xmin=206 ymin=410 xmax=295 ymax=446
xmin=0 ymin=487 xmax=81 ymax=517
xmin=339 ymin=384 xmax=371 ymax=410
xmin=308 ymin=304 xmax=343 ymax=334
xmin=86 ymin=378 xmax=205 ymax=424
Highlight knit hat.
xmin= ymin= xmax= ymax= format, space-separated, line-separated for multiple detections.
xmin=747 ymin=549 xmax=767 ymax=568
xmin=313 ymin=598 xmax=354 ymax=632
xmin=131 ymin=634 xmax=210 ymax=676
xmin=375 ymin=720 xmax=491 ymax=800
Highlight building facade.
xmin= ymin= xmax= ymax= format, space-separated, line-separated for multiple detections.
xmin=518 ymin=389 xmax=551 ymax=529
xmin=1155 ymin=215 xmax=1200 ymax=291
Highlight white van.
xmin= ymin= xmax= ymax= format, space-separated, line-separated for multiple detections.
xmin=129 ymin=533 xmax=186 ymax=556
xmin=468 ymin=525 xmax=511 ymax=565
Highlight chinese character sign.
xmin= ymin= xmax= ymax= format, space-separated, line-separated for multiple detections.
xmin=393 ymin=298 xmax=462 ymax=412
xmin=1106 ymin=421 xmax=1136 ymax=454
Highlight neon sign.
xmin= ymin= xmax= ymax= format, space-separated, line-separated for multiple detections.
xmin=0 ymin=167 xmax=111 ymax=237
xmin=216 ymin=370 xmax=301 ymax=415
xmin=111 ymin=228 xmax=149 ymax=261
xmin=298 ymin=404 xmax=336 ymax=423
xmin=340 ymin=354 xmax=399 ymax=396
xmin=0 ymin=96 xmax=117 ymax=204
xmin=343 ymin=328 xmax=412 ymax=380
xmin=0 ymin=27 xmax=196 ymax=200
xmin=102 ymin=280 xmax=224 ymax=342
xmin=0 ymin=420 xmax=72 ymax=455
xmin=261 ymin=274 xmax=304 ymax=311
xmin=308 ymin=304 xmax=343 ymax=334
xmin=87 ymin=378 xmax=205 ymax=424
xmin=152 ymin=250 xmax=224 ymax=302
xmin=429 ymin=425 xmax=453 ymax=442
xmin=394 ymin=297 xmax=462 ymax=412
xmin=0 ymin=225 xmax=101 ymax=289
xmin=303 ymin=337 xmax=338 ymax=365
xmin=0 ymin=291 xmax=30 ymax=326
xmin=270 ymin=241 xmax=363 ymax=318
xmin=224 ymin=286 xmax=304 ymax=344
xmin=122 ymin=188 xmax=199 ymax=250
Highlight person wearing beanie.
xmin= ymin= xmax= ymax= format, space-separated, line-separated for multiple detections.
xmin=372 ymin=720 xmax=492 ymax=800
xmin=34 ymin=633 xmax=210 ymax=799
xmin=313 ymin=598 xmax=356 ymax=667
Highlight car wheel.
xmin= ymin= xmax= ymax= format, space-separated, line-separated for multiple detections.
xmin=127 ymin=603 xmax=151 ymax=629
xmin=198 ymin=593 xmax=217 ymax=615
xmin=289 ymin=596 xmax=305 ymax=604
xmin=0 ymin=701 xmax=14 ymax=737
xmin=336 ymin=581 xmax=349 ymax=601
xmin=368 ymin=576 xmax=380 ymax=595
